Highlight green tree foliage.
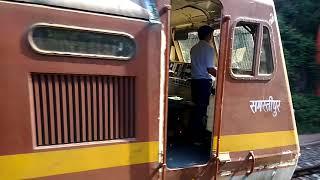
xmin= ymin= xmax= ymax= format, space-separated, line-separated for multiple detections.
xmin=275 ymin=0 xmax=320 ymax=134
xmin=292 ymin=94 xmax=320 ymax=134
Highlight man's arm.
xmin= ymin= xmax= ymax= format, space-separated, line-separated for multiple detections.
xmin=207 ymin=67 xmax=217 ymax=77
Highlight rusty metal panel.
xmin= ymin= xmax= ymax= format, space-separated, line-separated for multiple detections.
xmin=67 ymin=75 xmax=74 ymax=143
xmin=80 ymin=76 xmax=87 ymax=142
xmin=31 ymin=73 xmax=135 ymax=146
xmin=54 ymin=75 xmax=62 ymax=144
xmin=32 ymin=75 xmax=43 ymax=146
xmin=129 ymin=77 xmax=135 ymax=137
xmin=47 ymin=75 xmax=56 ymax=145
xmin=40 ymin=74 xmax=50 ymax=145
xmin=97 ymin=76 xmax=103 ymax=140
xmin=114 ymin=77 xmax=120 ymax=139
xmin=74 ymin=76 xmax=81 ymax=142
xmin=86 ymin=76 xmax=92 ymax=142
xmin=103 ymin=76 xmax=109 ymax=140
xmin=0 ymin=2 xmax=161 ymax=179
xmin=119 ymin=78 xmax=124 ymax=139
xmin=109 ymin=77 xmax=114 ymax=140
xmin=92 ymin=76 xmax=98 ymax=141
xmin=124 ymin=78 xmax=129 ymax=138
xmin=60 ymin=75 xmax=69 ymax=144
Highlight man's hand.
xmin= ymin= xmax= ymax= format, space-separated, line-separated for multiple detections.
xmin=207 ymin=67 xmax=217 ymax=77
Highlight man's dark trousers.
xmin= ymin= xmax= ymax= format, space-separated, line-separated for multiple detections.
xmin=191 ymin=79 xmax=212 ymax=137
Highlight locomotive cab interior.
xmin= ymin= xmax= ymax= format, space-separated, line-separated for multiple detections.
xmin=166 ymin=0 xmax=222 ymax=169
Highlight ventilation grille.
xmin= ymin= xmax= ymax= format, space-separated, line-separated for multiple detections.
xmin=31 ymin=73 xmax=135 ymax=146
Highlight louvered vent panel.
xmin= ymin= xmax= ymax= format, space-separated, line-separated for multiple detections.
xmin=31 ymin=73 xmax=135 ymax=146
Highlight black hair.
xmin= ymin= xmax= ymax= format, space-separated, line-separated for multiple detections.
xmin=197 ymin=25 xmax=214 ymax=40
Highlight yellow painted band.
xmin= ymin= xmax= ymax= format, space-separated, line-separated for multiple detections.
xmin=0 ymin=141 xmax=159 ymax=180
xmin=213 ymin=130 xmax=298 ymax=152
xmin=0 ymin=131 xmax=298 ymax=179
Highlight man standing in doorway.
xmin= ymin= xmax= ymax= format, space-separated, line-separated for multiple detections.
xmin=190 ymin=25 xmax=216 ymax=143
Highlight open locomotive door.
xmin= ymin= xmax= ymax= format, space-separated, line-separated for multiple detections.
xmin=160 ymin=0 xmax=300 ymax=179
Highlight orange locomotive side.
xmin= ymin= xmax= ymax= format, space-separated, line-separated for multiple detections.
xmin=0 ymin=0 xmax=299 ymax=179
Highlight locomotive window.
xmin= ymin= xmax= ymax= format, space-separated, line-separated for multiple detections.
xmin=213 ymin=29 xmax=221 ymax=53
xmin=231 ymin=22 xmax=259 ymax=76
xmin=29 ymin=24 xmax=136 ymax=60
xmin=259 ymin=26 xmax=274 ymax=74
xmin=177 ymin=30 xmax=220 ymax=63
xmin=178 ymin=32 xmax=199 ymax=63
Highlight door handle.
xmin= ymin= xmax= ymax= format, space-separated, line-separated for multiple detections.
xmin=246 ymin=151 xmax=255 ymax=176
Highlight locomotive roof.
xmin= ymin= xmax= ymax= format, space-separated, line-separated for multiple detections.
xmin=8 ymin=0 xmax=275 ymax=26
xmin=9 ymin=0 xmax=151 ymax=20
xmin=171 ymin=0 xmax=275 ymax=28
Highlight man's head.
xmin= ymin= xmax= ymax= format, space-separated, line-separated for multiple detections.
xmin=197 ymin=25 xmax=214 ymax=42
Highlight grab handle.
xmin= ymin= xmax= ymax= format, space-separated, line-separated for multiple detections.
xmin=246 ymin=151 xmax=255 ymax=176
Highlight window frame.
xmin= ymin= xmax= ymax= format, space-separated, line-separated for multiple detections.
xmin=229 ymin=18 xmax=276 ymax=81
xmin=28 ymin=23 xmax=137 ymax=60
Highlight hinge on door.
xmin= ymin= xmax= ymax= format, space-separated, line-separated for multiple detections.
xmin=152 ymin=151 xmax=166 ymax=178
xmin=152 ymin=162 xmax=165 ymax=178
xmin=155 ymin=162 xmax=164 ymax=171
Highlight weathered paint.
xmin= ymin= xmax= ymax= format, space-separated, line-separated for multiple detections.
xmin=0 ymin=1 xmax=162 ymax=180
xmin=219 ymin=165 xmax=296 ymax=180
xmin=0 ymin=141 xmax=159 ymax=179
xmin=0 ymin=0 xmax=300 ymax=179
xmin=212 ymin=130 xmax=297 ymax=152
xmin=164 ymin=0 xmax=299 ymax=179
xmin=0 ymin=130 xmax=297 ymax=179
